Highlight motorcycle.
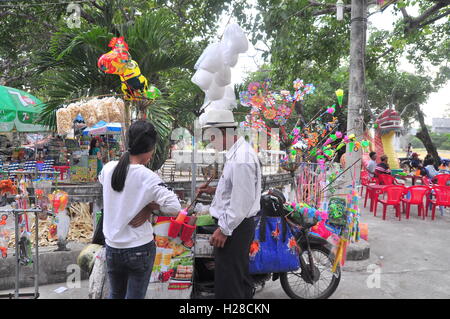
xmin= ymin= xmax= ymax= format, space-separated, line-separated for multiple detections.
xmin=191 ymin=189 xmax=341 ymax=299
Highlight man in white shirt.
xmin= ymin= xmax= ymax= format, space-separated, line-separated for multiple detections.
xmin=198 ymin=110 xmax=261 ymax=299
xmin=367 ymin=152 xmax=377 ymax=177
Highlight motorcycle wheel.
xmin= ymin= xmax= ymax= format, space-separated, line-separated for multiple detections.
xmin=280 ymin=244 xmax=340 ymax=299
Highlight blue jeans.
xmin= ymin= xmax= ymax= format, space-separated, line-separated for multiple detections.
xmin=106 ymin=241 xmax=156 ymax=299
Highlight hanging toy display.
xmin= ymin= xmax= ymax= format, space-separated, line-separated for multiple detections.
xmin=323 ymin=191 xmax=361 ymax=273
xmin=33 ymin=178 xmax=53 ymax=220
xmin=98 ymin=36 xmax=160 ymax=101
xmin=335 ymin=89 xmax=344 ymax=107
xmin=15 ymin=177 xmax=33 ymax=266
xmin=0 ymin=180 xmax=17 ymax=196
xmin=47 ymin=190 xmax=69 ymax=241
xmin=0 ymin=214 xmax=9 ymax=258
xmin=240 ymin=78 xmax=316 ymax=133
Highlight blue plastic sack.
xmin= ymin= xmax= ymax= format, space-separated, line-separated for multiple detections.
xmin=249 ymin=216 xmax=300 ymax=274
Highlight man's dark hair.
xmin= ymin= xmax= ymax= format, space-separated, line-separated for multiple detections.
xmin=423 ymin=158 xmax=434 ymax=167
xmin=369 ymin=152 xmax=376 ymax=159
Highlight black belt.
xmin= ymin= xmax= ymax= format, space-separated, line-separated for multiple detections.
xmin=212 ymin=216 xmax=253 ymax=224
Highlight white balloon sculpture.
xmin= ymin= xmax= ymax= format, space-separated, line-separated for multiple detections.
xmin=191 ymin=23 xmax=248 ymax=126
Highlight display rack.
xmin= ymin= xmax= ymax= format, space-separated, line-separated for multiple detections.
xmin=0 ymin=208 xmax=52 ymax=299
xmin=0 ymin=170 xmax=59 ymax=299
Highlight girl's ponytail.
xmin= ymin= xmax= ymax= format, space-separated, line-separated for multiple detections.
xmin=111 ymin=151 xmax=130 ymax=192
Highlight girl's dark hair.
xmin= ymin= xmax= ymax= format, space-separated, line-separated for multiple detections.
xmin=111 ymin=120 xmax=157 ymax=192
xmin=89 ymin=138 xmax=98 ymax=156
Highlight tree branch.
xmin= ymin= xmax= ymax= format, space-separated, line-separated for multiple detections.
xmin=403 ymin=0 xmax=450 ymax=33
xmin=80 ymin=7 xmax=96 ymax=25
xmin=89 ymin=0 xmax=104 ymax=11
xmin=418 ymin=9 xmax=450 ymax=28
xmin=373 ymin=47 xmax=395 ymax=61
xmin=0 ymin=10 xmax=12 ymax=19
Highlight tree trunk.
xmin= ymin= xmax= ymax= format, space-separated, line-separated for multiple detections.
xmin=414 ymin=103 xmax=440 ymax=165
xmin=343 ymin=0 xmax=367 ymax=189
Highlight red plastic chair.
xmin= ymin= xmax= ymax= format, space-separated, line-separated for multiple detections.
xmin=377 ymin=174 xmax=404 ymax=186
xmin=432 ymin=174 xmax=450 ymax=186
xmin=421 ymin=176 xmax=432 ymax=186
xmin=361 ymin=171 xmax=378 ymax=208
xmin=401 ymin=186 xmax=429 ymax=219
xmin=375 ymin=185 xmax=406 ymax=220
xmin=426 ymin=186 xmax=450 ymax=220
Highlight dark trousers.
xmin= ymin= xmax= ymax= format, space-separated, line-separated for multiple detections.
xmin=214 ymin=218 xmax=255 ymax=299
xmin=106 ymin=241 xmax=156 ymax=299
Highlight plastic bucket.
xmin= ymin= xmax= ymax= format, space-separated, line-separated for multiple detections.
xmin=168 ymin=218 xmax=183 ymax=238
xmin=180 ymin=223 xmax=196 ymax=242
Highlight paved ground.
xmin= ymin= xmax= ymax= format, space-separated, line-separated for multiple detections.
xmin=1 ymin=204 xmax=449 ymax=299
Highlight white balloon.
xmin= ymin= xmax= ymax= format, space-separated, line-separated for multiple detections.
xmin=222 ymin=85 xmax=237 ymax=108
xmin=223 ymin=49 xmax=239 ymax=67
xmin=191 ymin=69 xmax=214 ymax=91
xmin=223 ymin=23 xmax=248 ymax=54
xmin=199 ymin=113 xmax=208 ymax=126
xmin=205 ymin=81 xmax=225 ymax=101
xmin=214 ymin=65 xmax=231 ymax=86
xmin=208 ymin=100 xmax=228 ymax=110
xmin=200 ymin=96 xmax=212 ymax=112
xmin=195 ymin=43 xmax=223 ymax=73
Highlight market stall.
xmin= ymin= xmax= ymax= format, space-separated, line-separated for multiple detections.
xmin=82 ymin=121 xmax=123 ymax=162
xmin=0 ymin=86 xmax=54 ymax=172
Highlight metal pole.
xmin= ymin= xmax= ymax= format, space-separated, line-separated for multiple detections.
xmin=106 ymin=136 xmax=110 ymax=162
xmin=343 ymin=0 xmax=367 ymax=192
xmin=190 ymin=134 xmax=197 ymax=202
xmin=34 ymin=212 xmax=39 ymax=298
xmin=14 ymin=210 xmax=19 ymax=299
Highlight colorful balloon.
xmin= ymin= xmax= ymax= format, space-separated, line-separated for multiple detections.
xmin=335 ymin=89 xmax=344 ymax=107
xmin=145 ymin=85 xmax=161 ymax=99
xmin=98 ymin=37 xmax=159 ymax=101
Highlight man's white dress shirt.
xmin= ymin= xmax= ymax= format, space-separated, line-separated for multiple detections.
xmin=209 ymin=137 xmax=262 ymax=236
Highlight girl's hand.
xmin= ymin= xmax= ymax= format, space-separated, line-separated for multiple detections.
xmin=128 ymin=202 xmax=160 ymax=227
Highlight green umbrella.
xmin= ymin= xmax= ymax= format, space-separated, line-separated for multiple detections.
xmin=0 ymin=85 xmax=48 ymax=132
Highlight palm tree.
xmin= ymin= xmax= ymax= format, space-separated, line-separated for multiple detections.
xmin=33 ymin=6 xmax=198 ymax=169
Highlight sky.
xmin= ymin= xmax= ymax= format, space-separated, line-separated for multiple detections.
xmin=217 ymin=2 xmax=449 ymax=126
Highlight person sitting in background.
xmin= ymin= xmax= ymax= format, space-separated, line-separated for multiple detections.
xmin=366 ymin=152 xmax=377 ymax=177
xmin=423 ymin=158 xmax=440 ymax=179
xmin=410 ymin=153 xmax=421 ymax=169
xmin=375 ymin=155 xmax=391 ymax=177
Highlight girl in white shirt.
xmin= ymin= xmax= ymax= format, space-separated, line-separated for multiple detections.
xmin=99 ymin=120 xmax=181 ymax=299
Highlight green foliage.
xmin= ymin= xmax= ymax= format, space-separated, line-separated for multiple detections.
xmin=236 ymin=0 xmax=449 ymax=131
xmin=366 ymin=69 xmax=435 ymax=127
xmin=22 ymin=1 xmax=241 ymax=169
xmin=407 ymin=132 xmax=450 ymax=150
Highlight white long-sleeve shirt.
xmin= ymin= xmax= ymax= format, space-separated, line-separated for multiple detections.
xmin=367 ymin=159 xmax=376 ymax=177
xmin=99 ymin=161 xmax=181 ymax=248
xmin=209 ymin=137 xmax=261 ymax=236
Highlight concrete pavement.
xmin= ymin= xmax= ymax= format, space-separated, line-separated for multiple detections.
xmin=1 ymin=204 xmax=449 ymax=299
